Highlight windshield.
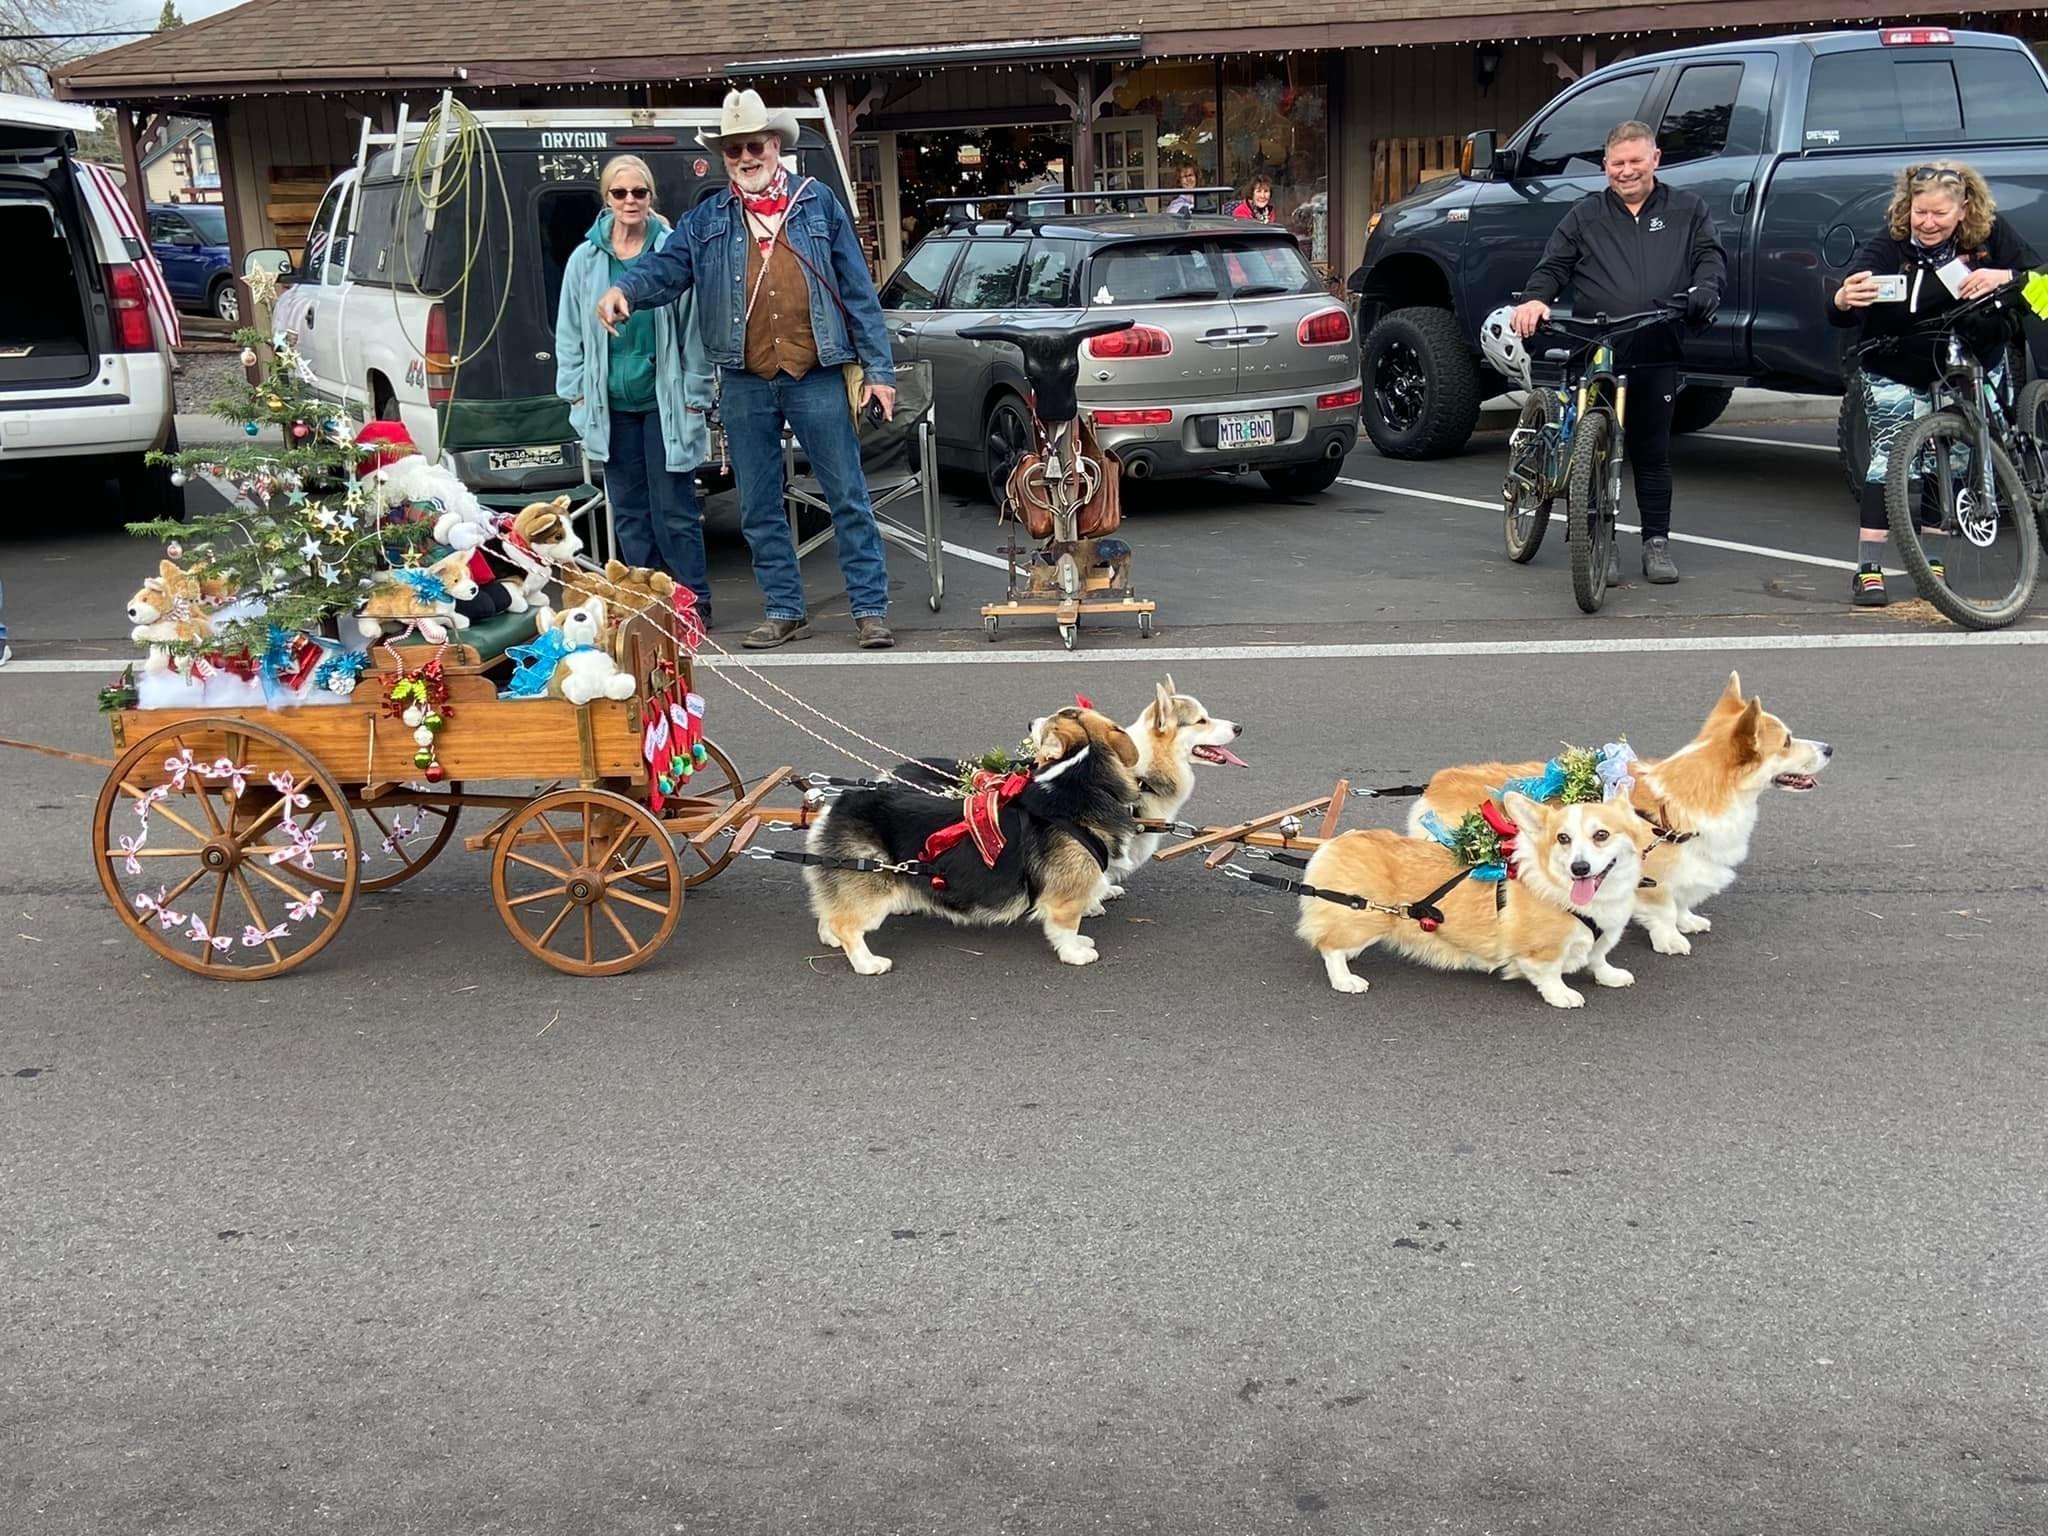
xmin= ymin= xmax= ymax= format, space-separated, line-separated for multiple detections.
xmin=1087 ymin=236 xmax=1319 ymax=305
xmin=183 ymin=205 xmax=228 ymax=245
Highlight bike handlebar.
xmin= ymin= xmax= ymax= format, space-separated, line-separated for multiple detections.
xmin=1850 ymin=282 xmax=2021 ymax=358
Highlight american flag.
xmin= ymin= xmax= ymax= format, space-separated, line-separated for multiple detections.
xmin=78 ymin=159 xmax=183 ymax=349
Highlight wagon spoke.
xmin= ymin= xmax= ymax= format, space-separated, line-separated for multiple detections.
xmin=535 ymin=900 xmax=575 ymax=949
xmin=504 ymin=848 xmax=572 ymax=881
xmin=506 ymin=883 xmax=569 ymax=909
xmin=121 ymin=782 xmax=207 ymax=841
xmin=230 ymin=869 xmax=286 ymax=967
xmin=245 ymin=859 xmax=327 ymax=918
xmin=190 ymin=782 xmax=228 ymax=836
xmin=539 ymin=815 xmax=577 ymax=868
xmin=599 ymin=899 xmax=639 ymax=951
xmin=202 ymin=876 xmax=228 ymax=968
xmin=582 ymin=907 xmax=595 ymax=965
xmin=613 ymin=858 xmax=673 ymax=882
xmin=233 ymin=796 xmax=289 ymax=845
xmin=104 ymin=845 xmax=205 ymax=858
xmin=607 ymin=887 xmax=672 ymax=917
xmin=156 ymin=863 xmax=214 ymax=913
xmin=593 ymin=817 xmax=638 ymax=871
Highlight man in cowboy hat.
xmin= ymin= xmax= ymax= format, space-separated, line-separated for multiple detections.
xmin=598 ymin=88 xmax=898 ymax=650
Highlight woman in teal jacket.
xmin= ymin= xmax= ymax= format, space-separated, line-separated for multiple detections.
xmin=555 ymin=155 xmax=717 ymax=621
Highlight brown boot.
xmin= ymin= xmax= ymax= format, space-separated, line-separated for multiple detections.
xmin=854 ymin=616 xmax=895 ymax=650
xmin=741 ymin=618 xmax=811 ymax=650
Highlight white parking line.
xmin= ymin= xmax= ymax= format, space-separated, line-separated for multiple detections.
xmin=1699 ymin=431 xmax=1837 ymax=454
xmin=8 ymin=628 xmax=2042 ymax=676
xmin=1338 ymin=476 xmax=1878 ymax=574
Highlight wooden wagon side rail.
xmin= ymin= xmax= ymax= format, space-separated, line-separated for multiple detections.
xmin=1151 ymin=779 xmax=1351 ymax=864
xmin=680 ymin=765 xmax=796 ymax=847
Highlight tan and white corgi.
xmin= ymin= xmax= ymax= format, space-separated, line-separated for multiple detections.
xmin=1097 ymin=676 xmax=1244 ymax=907
xmin=1298 ymin=792 xmax=1654 ymax=1007
xmin=1408 ymin=672 xmax=1832 ymax=956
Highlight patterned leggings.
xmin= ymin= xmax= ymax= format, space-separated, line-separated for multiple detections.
xmin=1860 ymin=366 xmax=2004 ymax=530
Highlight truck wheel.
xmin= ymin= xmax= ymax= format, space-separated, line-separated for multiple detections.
xmin=208 ymin=277 xmax=239 ymax=323
xmin=115 ymin=424 xmax=186 ymax=526
xmin=1669 ymin=384 xmax=1733 ymax=435
xmin=1361 ymin=307 xmax=1481 ymax=460
xmin=1836 ymin=373 xmax=1871 ymax=504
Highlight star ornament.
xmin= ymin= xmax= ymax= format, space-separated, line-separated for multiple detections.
xmin=245 ymin=266 xmax=280 ymax=307
xmin=300 ymin=535 xmax=324 ymax=561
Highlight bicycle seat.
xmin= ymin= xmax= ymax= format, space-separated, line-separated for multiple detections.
xmin=957 ymin=315 xmax=1137 ymax=424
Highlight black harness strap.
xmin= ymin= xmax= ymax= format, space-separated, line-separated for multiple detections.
xmin=1636 ymin=805 xmax=1696 ymax=845
xmin=1237 ymin=867 xmax=1390 ymax=912
xmin=761 ymin=848 xmax=930 ymax=878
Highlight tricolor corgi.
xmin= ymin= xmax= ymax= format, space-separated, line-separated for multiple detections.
xmin=806 ymin=705 xmax=1143 ymax=974
xmin=1408 ymin=672 xmax=1832 ymax=956
xmin=1298 ymin=792 xmax=1654 ymax=1007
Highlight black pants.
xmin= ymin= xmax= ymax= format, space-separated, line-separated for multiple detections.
xmin=1623 ymin=364 xmax=1677 ymax=540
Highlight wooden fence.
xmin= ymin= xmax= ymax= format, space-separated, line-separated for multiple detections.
xmin=1369 ymin=135 xmax=1464 ymax=213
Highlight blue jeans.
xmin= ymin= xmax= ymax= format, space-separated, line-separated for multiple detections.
xmin=719 ymin=365 xmax=890 ymax=621
xmin=604 ymin=407 xmax=710 ymax=610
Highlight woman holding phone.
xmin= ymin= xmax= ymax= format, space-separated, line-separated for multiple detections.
xmin=1830 ymin=159 xmax=2036 ymax=606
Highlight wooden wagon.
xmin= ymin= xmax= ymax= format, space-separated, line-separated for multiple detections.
xmin=93 ymin=617 xmax=814 ymax=981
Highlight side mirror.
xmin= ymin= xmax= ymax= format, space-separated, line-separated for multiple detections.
xmin=1460 ymin=130 xmax=1496 ymax=180
xmin=244 ymin=247 xmax=293 ymax=280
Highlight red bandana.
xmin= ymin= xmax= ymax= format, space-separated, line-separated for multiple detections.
xmin=920 ymin=770 xmax=1031 ymax=868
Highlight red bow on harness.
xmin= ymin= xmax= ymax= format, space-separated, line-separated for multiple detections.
xmin=1480 ymin=798 xmax=1521 ymax=877
xmin=921 ymin=770 xmax=1031 ymax=868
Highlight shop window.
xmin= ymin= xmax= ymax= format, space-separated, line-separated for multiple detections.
xmin=1112 ymin=60 xmax=1220 ymax=184
xmin=1221 ymin=56 xmax=1329 ymax=260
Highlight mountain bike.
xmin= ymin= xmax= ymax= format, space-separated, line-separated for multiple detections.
xmin=1862 ymin=286 xmax=2043 ymax=629
xmin=1501 ymin=304 xmax=1683 ymax=613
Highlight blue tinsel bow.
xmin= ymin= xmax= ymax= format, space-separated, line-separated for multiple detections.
xmin=1498 ymin=757 xmax=1568 ymax=804
xmin=501 ymin=630 xmax=573 ymax=699
xmin=1419 ymin=810 xmax=1508 ymax=882
xmin=390 ymin=566 xmax=448 ymax=604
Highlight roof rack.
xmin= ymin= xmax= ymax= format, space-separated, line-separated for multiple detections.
xmin=925 ymin=186 xmax=1239 ymax=230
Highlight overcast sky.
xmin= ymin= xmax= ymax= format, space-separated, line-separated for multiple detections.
xmin=114 ymin=0 xmax=247 ymax=30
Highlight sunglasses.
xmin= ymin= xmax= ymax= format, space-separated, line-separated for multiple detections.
xmin=1911 ymin=167 xmax=1964 ymax=186
xmin=607 ymin=185 xmax=651 ymax=201
xmin=721 ymin=139 xmax=771 ymax=161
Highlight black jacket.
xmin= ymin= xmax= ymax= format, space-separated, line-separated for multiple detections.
xmin=1827 ymin=214 xmax=2039 ymax=389
xmin=1523 ymin=182 xmax=1726 ymax=362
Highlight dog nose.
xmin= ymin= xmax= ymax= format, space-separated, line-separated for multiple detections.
xmin=1820 ymin=742 xmax=1834 ymax=759
xmin=1230 ymin=723 xmax=1242 ymax=737
xmin=1569 ymin=859 xmax=1591 ymax=877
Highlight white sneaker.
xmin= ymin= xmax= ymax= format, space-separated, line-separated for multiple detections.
xmin=0 ymin=643 xmax=11 ymax=668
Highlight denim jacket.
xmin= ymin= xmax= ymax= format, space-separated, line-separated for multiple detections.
xmin=554 ymin=210 xmax=714 ymax=473
xmin=612 ymin=179 xmax=895 ymax=385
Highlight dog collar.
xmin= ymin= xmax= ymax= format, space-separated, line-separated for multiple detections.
xmin=1635 ymin=803 xmax=1696 ymax=845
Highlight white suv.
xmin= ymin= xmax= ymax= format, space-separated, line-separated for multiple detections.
xmin=0 ymin=93 xmax=182 ymax=521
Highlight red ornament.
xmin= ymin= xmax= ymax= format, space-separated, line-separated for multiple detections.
xmin=424 ymin=762 xmax=446 ymax=783
xmin=1418 ymin=917 xmax=1440 ymax=933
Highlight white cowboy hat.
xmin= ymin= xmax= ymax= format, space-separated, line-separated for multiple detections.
xmin=697 ymin=89 xmax=802 ymax=151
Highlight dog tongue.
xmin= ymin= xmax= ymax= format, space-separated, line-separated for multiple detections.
xmin=1570 ymin=875 xmax=1599 ymax=906
xmin=1193 ymin=745 xmax=1248 ymax=767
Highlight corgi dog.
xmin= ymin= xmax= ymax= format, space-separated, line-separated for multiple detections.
xmin=1408 ymin=672 xmax=1832 ymax=956
xmin=1298 ymin=792 xmax=1654 ymax=1007
xmin=1100 ymin=675 xmax=1245 ymax=905
xmin=806 ymin=705 xmax=1143 ymax=975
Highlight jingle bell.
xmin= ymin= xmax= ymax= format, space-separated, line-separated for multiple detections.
xmin=413 ymin=748 xmax=433 ymax=769
xmin=412 ymin=725 xmax=435 ymax=748
xmin=239 ymin=347 xmax=257 ymax=367
xmin=169 ymin=469 xmax=187 ymax=488
xmin=402 ymin=705 xmax=425 ymax=728
xmin=424 ymin=763 xmax=446 ymax=783
xmin=1418 ymin=917 xmax=1440 ymax=933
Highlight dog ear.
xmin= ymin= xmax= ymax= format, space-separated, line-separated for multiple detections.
xmin=1500 ymin=790 xmax=1547 ymax=840
xmin=1153 ymin=679 xmax=1175 ymax=722
xmin=1105 ymin=725 xmax=1140 ymax=767
xmin=1730 ymin=696 xmax=1764 ymax=760
xmin=1712 ymin=670 xmax=1745 ymax=714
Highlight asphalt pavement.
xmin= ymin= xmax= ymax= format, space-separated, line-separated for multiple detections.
xmin=2 ymin=420 xmax=2045 ymax=1533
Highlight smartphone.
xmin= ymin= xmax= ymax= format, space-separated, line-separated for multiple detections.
xmin=1871 ymin=274 xmax=1908 ymax=303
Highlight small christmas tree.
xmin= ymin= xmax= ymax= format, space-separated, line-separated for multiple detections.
xmin=128 ymin=276 xmax=431 ymax=667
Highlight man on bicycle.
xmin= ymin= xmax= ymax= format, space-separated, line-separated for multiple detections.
xmin=1510 ymin=120 xmax=1724 ymax=584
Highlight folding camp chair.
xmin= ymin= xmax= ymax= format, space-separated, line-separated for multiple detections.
xmin=781 ymin=359 xmax=945 ymax=612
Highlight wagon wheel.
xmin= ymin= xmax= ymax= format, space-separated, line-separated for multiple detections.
xmin=491 ymin=788 xmax=681 ymax=977
xmin=622 ymin=738 xmax=747 ymax=890
xmin=92 ymin=717 xmax=360 ymax=981
xmin=295 ymin=781 xmax=463 ymax=893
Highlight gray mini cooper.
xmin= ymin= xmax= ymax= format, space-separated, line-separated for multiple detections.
xmin=878 ymin=198 xmax=1362 ymax=501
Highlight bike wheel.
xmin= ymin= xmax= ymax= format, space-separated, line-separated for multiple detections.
xmin=1885 ymin=409 xmax=2040 ymax=630
xmin=2013 ymin=378 xmax=2048 ymax=540
xmin=1503 ymin=392 xmax=1559 ymax=563
xmin=1566 ymin=407 xmax=1616 ymax=613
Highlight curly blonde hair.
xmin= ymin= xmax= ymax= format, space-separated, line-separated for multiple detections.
xmin=1885 ymin=159 xmax=1995 ymax=249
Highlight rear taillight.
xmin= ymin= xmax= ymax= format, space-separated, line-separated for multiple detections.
xmin=1093 ymin=408 xmax=1173 ymax=426
xmin=1316 ymin=387 xmax=1363 ymax=411
xmin=105 ymin=264 xmax=155 ymax=352
xmin=1881 ymin=26 xmax=1951 ymax=44
xmin=1297 ymin=308 xmax=1353 ymax=346
xmin=1085 ymin=325 xmax=1172 ymax=359
xmin=424 ymin=303 xmax=455 ymax=405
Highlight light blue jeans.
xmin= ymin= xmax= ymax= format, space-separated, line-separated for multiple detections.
xmin=719 ymin=365 xmax=890 ymax=622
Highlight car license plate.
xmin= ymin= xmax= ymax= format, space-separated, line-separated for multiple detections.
xmin=1217 ymin=413 xmax=1275 ymax=449
xmin=487 ymin=445 xmax=565 ymax=471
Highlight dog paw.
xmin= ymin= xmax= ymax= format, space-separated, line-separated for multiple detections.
xmin=1540 ymin=985 xmax=1586 ymax=1010
xmin=1328 ymin=972 xmax=1369 ymax=995
xmin=849 ymin=953 xmax=893 ymax=976
xmin=1677 ymin=911 xmax=1712 ymax=935
xmin=1055 ymin=940 xmax=1099 ymax=966
xmin=817 ymin=923 xmax=842 ymax=949
xmin=1082 ymin=901 xmax=1106 ymax=919
xmin=1101 ymin=883 xmax=1126 ymax=902
xmin=1648 ymin=929 xmax=1693 ymax=957
xmin=1593 ymin=965 xmax=1635 ymax=989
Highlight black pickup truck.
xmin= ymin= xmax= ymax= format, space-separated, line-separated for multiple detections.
xmin=1348 ymin=26 xmax=2048 ymax=479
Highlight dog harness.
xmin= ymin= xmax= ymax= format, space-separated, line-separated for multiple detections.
xmin=1634 ymin=804 xmax=1697 ymax=845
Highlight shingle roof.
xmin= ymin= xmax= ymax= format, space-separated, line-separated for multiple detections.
xmin=52 ymin=0 xmax=2031 ymax=103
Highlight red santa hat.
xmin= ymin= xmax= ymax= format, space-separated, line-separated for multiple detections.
xmin=354 ymin=419 xmax=418 ymax=477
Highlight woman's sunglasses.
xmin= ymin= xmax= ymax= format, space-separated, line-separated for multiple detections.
xmin=608 ymin=186 xmax=651 ymax=201
xmin=721 ymin=139 xmax=770 ymax=161
xmin=1911 ymin=167 xmax=1964 ymax=187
